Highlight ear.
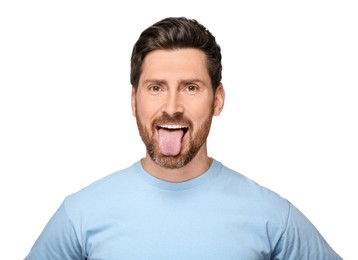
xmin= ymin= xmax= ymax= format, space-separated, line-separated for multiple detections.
xmin=131 ymin=87 xmax=136 ymax=117
xmin=213 ymin=83 xmax=225 ymax=116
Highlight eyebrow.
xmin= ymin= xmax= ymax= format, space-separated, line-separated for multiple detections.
xmin=181 ymin=79 xmax=205 ymax=85
xmin=142 ymin=79 xmax=166 ymax=85
xmin=142 ymin=79 xmax=205 ymax=85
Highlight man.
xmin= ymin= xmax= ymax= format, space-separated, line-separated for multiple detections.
xmin=25 ymin=17 xmax=342 ymax=259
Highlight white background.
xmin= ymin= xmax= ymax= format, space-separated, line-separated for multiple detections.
xmin=1 ymin=1 xmax=357 ymax=259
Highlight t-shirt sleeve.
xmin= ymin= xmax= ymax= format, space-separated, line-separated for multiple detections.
xmin=24 ymin=200 xmax=83 ymax=260
xmin=272 ymin=202 xmax=342 ymax=260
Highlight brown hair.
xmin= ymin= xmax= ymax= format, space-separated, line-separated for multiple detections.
xmin=130 ymin=17 xmax=222 ymax=92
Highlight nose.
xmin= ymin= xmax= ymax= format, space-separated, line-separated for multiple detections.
xmin=162 ymin=91 xmax=184 ymax=115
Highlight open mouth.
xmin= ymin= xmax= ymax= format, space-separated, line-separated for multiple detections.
xmin=156 ymin=124 xmax=189 ymax=156
xmin=156 ymin=124 xmax=189 ymax=134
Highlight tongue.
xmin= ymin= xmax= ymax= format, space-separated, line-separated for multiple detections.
xmin=158 ymin=128 xmax=184 ymax=156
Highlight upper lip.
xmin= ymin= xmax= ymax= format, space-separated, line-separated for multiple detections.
xmin=157 ymin=124 xmax=188 ymax=130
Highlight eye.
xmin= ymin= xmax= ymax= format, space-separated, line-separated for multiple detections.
xmin=186 ymin=84 xmax=199 ymax=93
xmin=149 ymin=85 xmax=161 ymax=93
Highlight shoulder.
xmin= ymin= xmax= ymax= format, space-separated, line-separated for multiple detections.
xmin=215 ymin=160 xmax=291 ymax=216
xmin=63 ymin=161 xmax=141 ymax=212
xmin=218 ymin=162 xmax=288 ymax=202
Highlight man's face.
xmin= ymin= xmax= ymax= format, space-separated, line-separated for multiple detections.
xmin=132 ymin=48 xmax=223 ymax=169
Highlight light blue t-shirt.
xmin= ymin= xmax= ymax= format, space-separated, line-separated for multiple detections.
xmin=25 ymin=159 xmax=342 ymax=259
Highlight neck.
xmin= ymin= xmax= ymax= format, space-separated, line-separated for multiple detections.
xmin=141 ymin=146 xmax=212 ymax=182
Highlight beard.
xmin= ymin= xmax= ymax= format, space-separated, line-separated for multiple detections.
xmin=135 ymin=106 xmax=214 ymax=169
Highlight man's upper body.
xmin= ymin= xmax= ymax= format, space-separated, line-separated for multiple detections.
xmin=25 ymin=159 xmax=341 ymax=260
xmin=25 ymin=17 xmax=342 ymax=259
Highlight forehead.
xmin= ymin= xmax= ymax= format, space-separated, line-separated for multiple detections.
xmin=139 ymin=48 xmax=210 ymax=83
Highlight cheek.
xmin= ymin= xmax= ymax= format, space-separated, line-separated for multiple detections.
xmin=189 ymin=100 xmax=214 ymax=120
xmin=136 ymin=100 xmax=158 ymax=126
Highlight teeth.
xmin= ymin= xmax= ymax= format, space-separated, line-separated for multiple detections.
xmin=159 ymin=124 xmax=187 ymax=129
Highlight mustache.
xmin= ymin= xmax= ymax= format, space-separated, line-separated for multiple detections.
xmin=152 ymin=112 xmax=192 ymax=127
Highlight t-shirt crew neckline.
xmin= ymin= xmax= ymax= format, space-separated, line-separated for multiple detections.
xmin=134 ymin=159 xmax=222 ymax=191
